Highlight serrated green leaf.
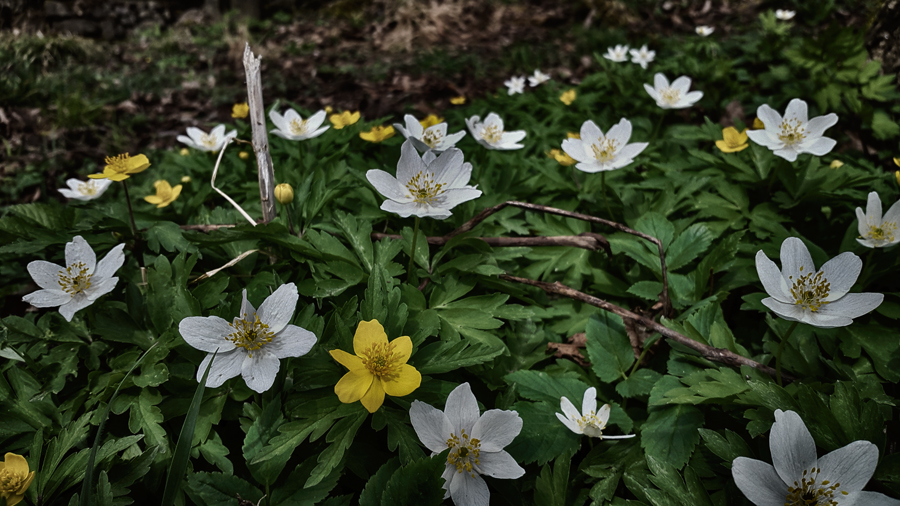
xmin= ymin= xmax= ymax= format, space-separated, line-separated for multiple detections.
xmin=641 ymin=404 xmax=704 ymax=469
xmin=585 ymin=313 xmax=634 ymax=383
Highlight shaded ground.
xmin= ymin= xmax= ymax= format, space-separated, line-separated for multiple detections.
xmin=0 ymin=0 xmax=883 ymax=206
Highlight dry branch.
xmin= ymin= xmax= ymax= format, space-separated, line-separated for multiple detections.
xmin=370 ymin=232 xmax=611 ymax=252
xmin=499 ymin=274 xmax=791 ymax=381
xmin=243 ymin=43 xmax=276 ymax=223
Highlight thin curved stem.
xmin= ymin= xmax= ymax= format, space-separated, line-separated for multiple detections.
xmin=775 ymin=321 xmax=799 ymax=387
xmin=407 ymin=216 xmax=420 ymax=284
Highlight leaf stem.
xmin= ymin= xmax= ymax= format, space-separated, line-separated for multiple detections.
xmin=775 ymin=321 xmax=799 ymax=387
xmin=121 ymin=179 xmax=144 ymax=268
xmin=601 ymin=171 xmax=613 ymax=219
xmin=408 ymin=216 xmax=420 ymax=284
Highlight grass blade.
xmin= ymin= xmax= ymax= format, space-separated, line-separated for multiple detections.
xmin=80 ymin=342 xmax=159 ymax=506
xmin=160 ymin=351 xmax=216 ymax=506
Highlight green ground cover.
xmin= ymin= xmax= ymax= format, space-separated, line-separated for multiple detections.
xmin=2 ymin=2 xmax=900 ymax=505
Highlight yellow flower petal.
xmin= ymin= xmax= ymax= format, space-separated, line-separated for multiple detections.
xmin=717 ymin=127 xmax=749 ymax=153
xmin=330 ymin=349 xmax=365 ymax=371
xmin=567 ymin=132 xmax=580 ymax=139
xmin=895 ymin=170 xmax=900 ymax=186
xmin=547 ymin=149 xmax=576 ymax=166
xmin=353 ymin=319 xmax=388 ymax=356
xmin=560 ymin=89 xmax=576 ymax=106
xmin=334 ymin=369 xmax=375 ymax=404
xmin=894 ymin=157 xmax=900 ymax=167
xmin=390 ymin=335 xmax=413 ymax=364
xmin=232 ymin=102 xmax=249 ymax=119
xmin=3 ymin=453 xmax=28 ymax=475
xmin=329 ymin=111 xmax=361 ymax=129
xmin=419 ymin=114 xmax=443 ymax=129
xmin=144 ymin=195 xmax=164 ymax=205
xmin=450 ymin=96 xmax=466 ymax=105
xmin=752 ymin=117 xmax=765 ymax=130
xmin=381 ymin=363 xmax=421 ymax=397
xmin=360 ymin=378 xmax=386 ymax=413
xmin=360 ymin=125 xmax=395 ymax=143
xmin=829 ymin=160 xmax=844 ymax=169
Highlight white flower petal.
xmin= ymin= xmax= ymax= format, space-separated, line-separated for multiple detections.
xmin=561 ymin=139 xmax=590 ymax=163
xmin=306 ymin=110 xmax=327 ymax=130
xmin=772 ymin=146 xmax=799 ymax=162
xmin=410 ymin=400 xmax=453 ymax=454
xmin=653 ymin=73 xmax=668 ymax=90
xmin=199 ymin=349 xmax=244 ymax=388
xmin=66 ymin=236 xmax=97 ymax=273
xmin=855 ymin=207 xmax=869 ymax=238
xmin=756 ymin=105 xmax=783 ymax=134
xmin=816 ymin=440 xmax=878 ymax=494
xmin=597 ymin=403 xmax=611 ymax=426
xmin=818 ymin=293 xmax=883 ymax=320
xmin=27 ymin=260 xmax=64 ymax=290
xmin=670 ymin=76 xmax=691 ymax=93
xmin=404 ymin=115 xmax=424 ymax=138
xmin=257 ymin=283 xmax=299 ymax=334
xmin=804 ymin=114 xmax=838 ymax=139
xmin=582 ymin=387 xmax=597 ymax=416
xmin=397 ymin=139 xmax=428 ymax=183
xmin=306 ymin=126 xmax=330 ymax=139
xmin=446 ymin=383 xmax=480 ymax=435
xmin=865 ymin=191 xmax=884 ymax=224
xmin=800 ymin=137 xmax=836 ymax=157
xmin=746 ymin=129 xmax=780 ymax=148
xmin=681 ymin=90 xmax=703 ymax=105
xmin=472 ymin=409 xmax=522 ymax=452
xmin=269 ymin=109 xmax=288 ymax=132
xmin=881 ymin=199 xmax=900 ymax=225
xmin=239 ymin=289 xmax=257 ymax=318
xmin=449 ymin=471 xmax=490 ymax=506
xmin=86 ymin=276 xmax=118 ymax=301
xmin=580 ymin=120 xmax=603 ymax=143
xmin=840 ymin=491 xmax=900 ymax=506
xmin=560 ymin=396 xmax=581 ymax=421
xmin=784 ymin=99 xmax=808 ymax=124
xmin=555 ymin=412 xmax=581 ymax=434
xmin=770 ymin=410 xmax=818 ymax=486
xmin=475 ymin=450 xmax=525 ymax=479
xmin=367 ymin=169 xmax=410 ymax=202
xmin=58 ymin=293 xmax=94 ymax=321
xmin=439 ymin=187 xmax=482 ymax=211
xmin=779 ymin=238 xmax=815 ymax=280
xmin=380 ymin=200 xmax=418 ymax=218
xmin=732 ymin=457 xmax=790 ymax=506
xmin=22 ymin=289 xmax=71 ymax=308
xmin=440 ymin=130 xmax=467 ymax=150
xmin=817 ymin=252 xmax=861 ymax=301
xmin=268 ymin=324 xmax=316 ymax=359
xmin=179 ymin=316 xmax=233 ymax=353
xmin=756 ymin=250 xmax=792 ymax=303
xmin=94 ymin=244 xmax=126 ymax=281
xmin=432 ymin=149 xmax=465 ymax=186
xmin=606 ymin=118 xmax=633 ymax=148
xmin=616 ymin=142 xmax=648 ymax=162
xmin=186 ymin=127 xmax=206 ymax=144
xmin=643 ymin=83 xmax=660 ymax=102
xmin=241 ymin=350 xmax=280 ymax=393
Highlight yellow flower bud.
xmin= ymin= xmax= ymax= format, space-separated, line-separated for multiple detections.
xmin=567 ymin=132 xmax=581 ymax=139
xmin=829 ymin=160 xmax=844 ymax=169
xmin=239 ymin=151 xmax=250 ymax=160
xmin=894 ymin=157 xmax=900 ymax=167
xmin=324 ymin=106 xmax=333 ymax=114
xmin=179 ymin=148 xmax=190 ymax=156
xmin=560 ymin=89 xmax=576 ymax=106
xmin=275 ymin=183 xmax=294 ymax=205
xmin=450 ymin=96 xmax=466 ymax=105
xmin=181 ymin=176 xmax=192 ymax=183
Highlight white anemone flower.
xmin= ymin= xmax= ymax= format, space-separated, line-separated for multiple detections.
xmin=629 ymin=45 xmax=655 ymax=68
xmin=695 ymin=26 xmax=715 ymax=36
xmin=393 ymin=114 xmax=466 ymax=154
xmin=504 ymin=76 xmax=526 ymax=95
xmin=561 ymin=118 xmax=648 ymax=173
xmin=732 ymin=410 xmax=898 ymax=506
xmin=23 ymin=236 xmax=125 ymax=322
xmin=409 ymin=382 xmax=525 ymax=506
xmin=528 ymin=69 xmax=550 ymax=87
xmin=269 ymin=108 xmax=329 ymax=141
xmin=177 ymin=124 xmax=237 ymax=152
xmin=366 ymin=139 xmax=481 ymax=220
xmin=775 ymin=9 xmax=796 ymax=20
xmin=556 ymin=387 xmax=635 ymax=439
xmin=58 ymin=178 xmax=112 ymax=201
xmin=856 ymin=191 xmax=900 ymax=248
xmin=178 ymin=283 xmax=316 ymax=393
xmin=746 ymin=99 xmax=838 ymax=162
xmin=465 ymin=113 xmax=526 ymax=151
xmin=644 ymin=73 xmax=704 ymax=109
xmin=603 ymin=44 xmax=630 ymax=62
xmin=755 ymin=237 xmax=883 ymax=328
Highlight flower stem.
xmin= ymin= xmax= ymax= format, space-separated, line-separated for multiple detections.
xmin=407 ymin=216 xmax=420 ymax=284
xmin=775 ymin=321 xmax=799 ymax=387
xmin=627 ymin=343 xmax=652 ymax=378
xmin=601 ymin=171 xmax=613 ymax=219
xmin=649 ymin=113 xmax=665 ymax=144
xmin=285 ymin=203 xmax=296 ymax=236
xmin=121 ymin=180 xmax=144 ymax=268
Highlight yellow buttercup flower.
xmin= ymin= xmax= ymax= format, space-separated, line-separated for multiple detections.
xmin=547 ymin=149 xmax=576 ymax=166
xmin=144 ymin=180 xmax=182 ymax=208
xmin=829 ymin=160 xmax=844 ymax=169
xmin=567 ymin=132 xmax=580 ymax=139
xmin=419 ymin=114 xmax=444 ymax=129
xmin=330 ymin=319 xmax=421 ymax=413
xmin=329 ymin=110 xmax=361 ymax=129
xmin=88 ymin=153 xmax=151 ymax=181
xmin=0 ymin=453 xmax=35 ymax=506
xmin=450 ymin=96 xmax=466 ymax=105
xmin=232 ymin=102 xmax=249 ymax=119
xmin=752 ymin=117 xmax=765 ymax=130
xmin=360 ymin=125 xmax=396 ymax=143
xmin=560 ymin=89 xmax=576 ymax=106
xmin=715 ymin=126 xmax=749 ymax=153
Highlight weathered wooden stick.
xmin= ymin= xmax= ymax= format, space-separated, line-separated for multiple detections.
xmin=242 ymin=43 xmax=276 ymax=223
xmin=370 ymin=232 xmax=610 ymax=252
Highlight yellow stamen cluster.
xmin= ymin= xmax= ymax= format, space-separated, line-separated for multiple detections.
xmin=789 ymin=266 xmax=831 ymax=312
xmin=422 ymin=129 xmax=444 ymax=148
xmin=360 ymin=341 xmax=399 ymax=379
xmin=865 ymin=222 xmax=897 ymax=244
xmin=575 ymin=411 xmax=603 ymax=432
xmin=446 ymin=429 xmax=482 ymax=477
xmin=58 ymin=262 xmax=92 ymax=295
xmin=778 ymin=118 xmax=806 ymax=146
xmin=405 ymin=171 xmax=446 ymax=205
xmin=481 ymin=124 xmax=503 ymax=144
xmin=78 ymin=182 xmax=99 ymax=196
xmin=785 ymin=467 xmax=845 ymax=506
xmin=226 ymin=313 xmax=274 ymax=357
xmin=200 ymin=134 xmax=218 ymax=149
xmin=659 ymin=87 xmax=682 ymax=105
xmin=591 ymin=137 xmax=620 ymax=162
xmin=289 ymin=118 xmax=309 ymax=136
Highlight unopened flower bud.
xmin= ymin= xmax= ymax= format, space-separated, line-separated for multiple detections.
xmin=275 ymin=183 xmax=294 ymax=205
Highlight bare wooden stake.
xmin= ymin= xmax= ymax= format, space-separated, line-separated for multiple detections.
xmin=242 ymin=43 xmax=276 ymax=224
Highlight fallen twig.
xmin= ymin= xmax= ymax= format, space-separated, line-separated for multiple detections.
xmin=500 ymin=274 xmax=791 ymax=382
xmin=370 ymin=232 xmax=611 ymax=253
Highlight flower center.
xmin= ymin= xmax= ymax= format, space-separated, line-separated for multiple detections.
xmin=446 ymin=429 xmax=482 ymax=477
xmin=104 ymin=153 xmax=133 ymax=174
xmin=360 ymin=342 xmax=398 ymax=378
xmin=575 ymin=411 xmax=606 ymax=438
xmin=0 ymin=467 xmax=26 ymax=494
xmin=785 ymin=467 xmax=845 ymax=506
xmin=591 ymin=137 xmax=619 ymax=162
xmin=422 ymin=128 xmax=444 ymax=148
xmin=778 ymin=119 xmax=806 ymax=146
xmin=660 ymin=87 xmax=682 ymax=105
xmin=78 ymin=181 xmax=98 ymax=196
xmin=788 ymin=266 xmax=830 ymax=312
xmin=226 ymin=313 xmax=274 ymax=357
xmin=289 ymin=119 xmax=309 ymax=136
xmin=405 ymin=170 xmax=446 ymax=205
xmin=58 ymin=261 xmax=93 ymax=295
xmin=199 ymin=133 xmax=218 ymax=148
xmin=865 ymin=222 xmax=897 ymax=243
xmin=481 ymin=124 xmax=503 ymax=144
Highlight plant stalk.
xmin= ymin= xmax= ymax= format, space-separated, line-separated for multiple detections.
xmin=775 ymin=321 xmax=799 ymax=387
xmin=408 ymin=216 xmax=420 ymax=284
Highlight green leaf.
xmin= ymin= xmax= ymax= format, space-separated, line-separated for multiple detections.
xmin=505 ymin=401 xmax=580 ymax=466
xmin=269 ymin=454 xmax=343 ymax=505
xmin=585 ymin=313 xmax=634 ymax=383
xmin=145 ymin=221 xmax=199 ymax=254
xmin=641 ymin=404 xmax=704 ymax=469
xmin=185 ymin=473 xmax=263 ymax=506
xmin=383 ymin=408 xmax=425 ymax=464
xmin=243 ymin=396 xmax=288 ymax=486
xmin=306 ymin=408 xmax=367 ymax=488
xmin=334 ymin=209 xmax=375 ymax=273
xmin=380 ymin=452 xmax=447 ymax=506
xmin=503 ymin=370 xmax=590 ymax=405
xmin=616 ymin=369 xmax=662 ymax=398
xmin=128 ymin=389 xmax=168 ymax=453
xmin=871 ymin=110 xmax=900 ymax=140
xmin=698 ymin=428 xmax=753 ymax=467
xmin=534 ymin=451 xmax=573 ymax=506
xmin=666 ymin=224 xmax=713 ymax=271
xmin=359 ymin=458 xmax=401 ymax=506
xmin=414 ymin=339 xmax=506 ymax=375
